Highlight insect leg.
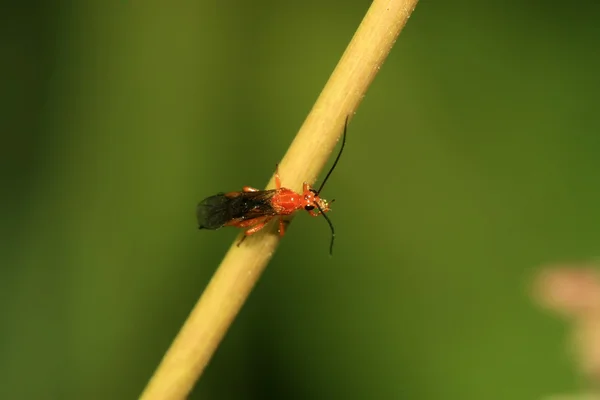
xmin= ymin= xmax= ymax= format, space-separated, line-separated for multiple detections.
xmin=235 ymin=216 xmax=273 ymax=247
xmin=244 ymin=217 xmax=272 ymax=236
xmin=309 ymin=209 xmax=321 ymax=217
xmin=278 ymin=217 xmax=286 ymax=237
xmin=231 ymin=216 xmax=269 ymax=229
xmin=237 ymin=235 xmax=248 ymax=246
xmin=274 ymin=164 xmax=282 ymax=189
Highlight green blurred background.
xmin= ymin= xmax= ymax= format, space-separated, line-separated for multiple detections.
xmin=3 ymin=0 xmax=600 ymax=398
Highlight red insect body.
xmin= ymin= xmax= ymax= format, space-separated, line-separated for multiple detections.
xmin=220 ymin=167 xmax=332 ymax=241
xmin=197 ymin=116 xmax=348 ymax=255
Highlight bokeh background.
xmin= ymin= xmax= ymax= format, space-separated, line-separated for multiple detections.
xmin=3 ymin=0 xmax=600 ymax=398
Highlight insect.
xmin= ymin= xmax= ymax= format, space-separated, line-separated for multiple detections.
xmin=196 ymin=115 xmax=349 ymax=255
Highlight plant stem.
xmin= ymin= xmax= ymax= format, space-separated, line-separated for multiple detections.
xmin=140 ymin=0 xmax=419 ymax=398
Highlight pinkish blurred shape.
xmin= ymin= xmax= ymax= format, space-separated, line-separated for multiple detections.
xmin=534 ymin=266 xmax=600 ymax=319
xmin=534 ymin=264 xmax=600 ymax=387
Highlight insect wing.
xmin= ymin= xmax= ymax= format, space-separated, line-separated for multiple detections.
xmin=197 ymin=190 xmax=277 ymax=230
xmin=197 ymin=193 xmax=233 ymax=229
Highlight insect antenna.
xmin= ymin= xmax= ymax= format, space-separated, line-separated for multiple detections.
xmin=316 ymin=115 xmax=349 ymax=195
xmin=314 ymin=201 xmax=335 ymax=256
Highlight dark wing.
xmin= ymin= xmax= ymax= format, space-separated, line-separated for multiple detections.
xmin=197 ymin=190 xmax=277 ymax=230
